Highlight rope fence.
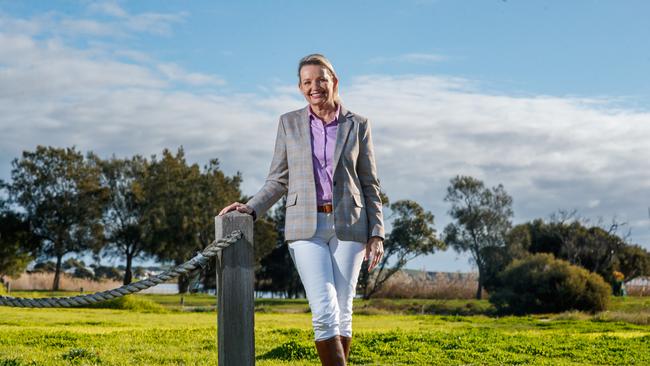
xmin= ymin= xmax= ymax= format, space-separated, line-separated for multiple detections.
xmin=0 ymin=230 xmax=243 ymax=308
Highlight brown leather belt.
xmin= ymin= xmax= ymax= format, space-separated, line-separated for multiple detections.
xmin=317 ymin=203 xmax=333 ymax=213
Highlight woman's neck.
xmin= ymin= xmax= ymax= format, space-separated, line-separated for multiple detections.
xmin=311 ymin=102 xmax=338 ymax=123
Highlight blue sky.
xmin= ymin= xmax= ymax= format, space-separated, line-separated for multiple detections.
xmin=4 ymin=0 xmax=649 ymax=98
xmin=1 ymin=1 xmax=649 ymax=272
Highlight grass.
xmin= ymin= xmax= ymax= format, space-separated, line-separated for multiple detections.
xmin=1 ymin=292 xmax=649 ymax=365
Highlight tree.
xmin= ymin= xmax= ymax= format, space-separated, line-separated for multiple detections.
xmin=0 ymin=198 xmax=36 ymax=280
xmin=256 ymin=197 xmax=304 ymax=298
xmin=480 ymin=224 xmax=532 ymax=292
xmin=6 ymin=146 xmax=108 ymax=290
xmin=90 ymin=264 xmax=123 ymax=281
xmin=443 ymin=175 xmax=513 ymax=299
xmin=96 ymin=155 xmax=150 ymax=285
xmin=616 ymin=244 xmax=650 ymax=280
xmin=62 ymin=258 xmax=94 ymax=280
xmin=193 ymin=159 xmax=244 ymax=291
xmin=511 ymin=217 xmax=647 ymax=288
xmin=31 ymin=261 xmax=56 ymax=273
xmin=142 ymin=148 xmax=242 ymax=293
xmin=361 ymin=200 xmax=445 ymax=299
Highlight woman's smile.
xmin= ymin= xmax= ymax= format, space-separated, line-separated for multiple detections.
xmin=299 ymin=64 xmax=337 ymax=109
xmin=310 ymin=91 xmax=326 ymax=100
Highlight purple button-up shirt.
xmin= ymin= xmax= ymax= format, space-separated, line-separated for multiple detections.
xmin=309 ymin=105 xmax=340 ymax=206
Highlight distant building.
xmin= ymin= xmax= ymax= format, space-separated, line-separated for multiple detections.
xmin=625 ymin=276 xmax=650 ymax=287
xmin=624 ymin=276 xmax=650 ymax=296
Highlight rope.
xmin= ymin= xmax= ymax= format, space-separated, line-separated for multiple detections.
xmin=0 ymin=230 xmax=243 ymax=308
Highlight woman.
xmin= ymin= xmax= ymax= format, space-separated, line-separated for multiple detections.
xmin=219 ymin=54 xmax=384 ymax=366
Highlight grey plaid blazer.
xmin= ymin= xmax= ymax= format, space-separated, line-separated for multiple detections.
xmin=247 ymin=105 xmax=384 ymax=243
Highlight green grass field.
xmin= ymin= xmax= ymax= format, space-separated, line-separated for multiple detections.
xmin=1 ymin=292 xmax=649 ymax=365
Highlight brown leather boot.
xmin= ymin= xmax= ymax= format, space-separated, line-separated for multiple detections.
xmin=340 ymin=336 xmax=352 ymax=362
xmin=314 ymin=335 xmax=347 ymax=366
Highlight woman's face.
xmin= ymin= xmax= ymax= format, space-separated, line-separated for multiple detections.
xmin=298 ymin=64 xmax=337 ymax=108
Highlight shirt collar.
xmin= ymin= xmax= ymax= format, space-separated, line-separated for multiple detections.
xmin=308 ymin=104 xmax=340 ymax=125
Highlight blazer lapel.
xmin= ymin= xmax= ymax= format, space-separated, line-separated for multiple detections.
xmin=332 ymin=106 xmax=353 ymax=176
xmin=297 ymin=106 xmax=312 ymax=153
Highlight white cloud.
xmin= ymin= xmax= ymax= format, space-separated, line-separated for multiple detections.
xmin=59 ymin=18 xmax=117 ymax=36
xmin=0 ymin=4 xmax=186 ymax=39
xmin=587 ymin=199 xmax=601 ymax=208
xmin=0 ymin=33 xmax=166 ymax=98
xmin=88 ymin=1 xmax=129 ymax=18
xmin=157 ymin=63 xmax=226 ymax=86
xmin=88 ymin=1 xmax=188 ymax=36
xmin=124 ymin=12 xmax=187 ymax=36
xmin=0 ymin=12 xmax=47 ymax=35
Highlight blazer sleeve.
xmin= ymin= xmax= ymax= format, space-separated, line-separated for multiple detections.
xmin=246 ymin=118 xmax=289 ymax=219
xmin=356 ymin=118 xmax=385 ymax=240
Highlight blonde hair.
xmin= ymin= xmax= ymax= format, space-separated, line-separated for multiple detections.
xmin=297 ymin=54 xmax=341 ymax=103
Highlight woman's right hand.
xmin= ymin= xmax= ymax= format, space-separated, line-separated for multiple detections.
xmin=218 ymin=202 xmax=254 ymax=216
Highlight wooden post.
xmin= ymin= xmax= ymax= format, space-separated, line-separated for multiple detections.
xmin=215 ymin=212 xmax=255 ymax=366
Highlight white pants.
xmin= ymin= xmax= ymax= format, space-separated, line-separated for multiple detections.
xmin=288 ymin=213 xmax=366 ymax=341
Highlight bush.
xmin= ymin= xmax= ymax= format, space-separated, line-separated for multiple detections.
xmin=82 ymin=295 xmax=167 ymax=313
xmin=489 ymin=253 xmax=611 ymax=314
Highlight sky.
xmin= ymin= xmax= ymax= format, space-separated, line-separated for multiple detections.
xmin=1 ymin=0 xmax=649 ymax=273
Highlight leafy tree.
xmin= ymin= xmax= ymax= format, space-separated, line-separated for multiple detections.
xmin=530 ymin=217 xmax=625 ymax=279
xmin=63 ymin=258 xmax=94 ymax=280
xmin=616 ymin=244 xmax=650 ymax=280
xmin=443 ymin=175 xmax=513 ymax=299
xmin=510 ymin=217 xmax=648 ymax=289
xmin=0 ymin=199 xmax=36 ymax=280
xmin=193 ymin=160 xmax=244 ymax=291
xmin=31 ymin=261 xmax=56 ymax=273
xmin=90 ymin=265 xmax=123 ymax=281
xmin=142 ymin=148 xmax=242 ymax=293
xmin=62 ymin=257 xmax=86 ymax=270
xmin=6 ymin=146 xmax=108 ymax=290
xmin=195 ymin=159 xmax=248 ymax=289
xmin=481 ymin=224 xmax=534 ymax=292
xmin=133 ymin=266 xmax=147 ymax=279
xmin=256 ymin=197 xmax=304 ymax=298
xmin=357 ymin=190 xmax=390 ymax=298
xmin=253 ymin=217 xmax=279 ymax=268
xmin=362 ymin=200 xmax=445 ymax=299
xmin=96 ymin=155 xmax=150 ymax=285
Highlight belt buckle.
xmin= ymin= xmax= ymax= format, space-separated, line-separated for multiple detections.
xmin=318 ymin=203 xmax=333 ymax=213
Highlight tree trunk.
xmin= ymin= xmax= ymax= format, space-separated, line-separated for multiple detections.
xmin=52 ymin=254 xmax=63 ymax=291
xmin=178 ymin=273 xmax=189 ymax=294
xmin=475 ymin=273 xmax=482 ymax=300
xmin=202 ymin=262 xmax=216 ymax=293
xmin=123 ymin=252 xmax=133 ymax=285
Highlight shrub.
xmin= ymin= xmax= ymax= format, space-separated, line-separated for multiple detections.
xmin=82 ymin=295 xmax=167 ymax=313
xmin=489 ymin=253 xmax=611 ymax=314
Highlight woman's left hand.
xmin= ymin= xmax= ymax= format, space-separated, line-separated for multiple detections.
xmin=364 ymin=236 xmax=384 ymax=272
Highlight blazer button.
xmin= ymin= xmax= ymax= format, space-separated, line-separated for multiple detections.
xmin=333 ymin=181 xmax=337 ymax=186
